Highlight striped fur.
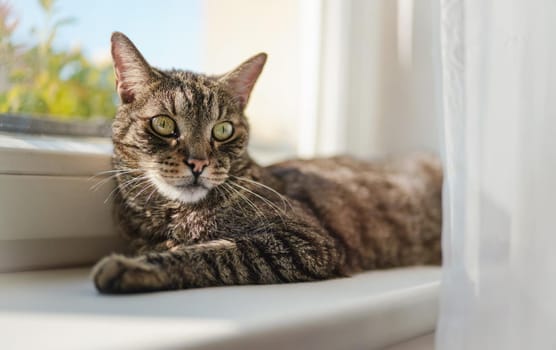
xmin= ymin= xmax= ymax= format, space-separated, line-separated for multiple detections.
xmin=92 ymin=32 xmax=442 ymax=294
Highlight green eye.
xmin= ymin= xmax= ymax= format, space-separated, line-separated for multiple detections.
xmin=212 ymin=121 xmax=234 ymax=141
xmin=150 ymin=115 xmax=177 ymax=137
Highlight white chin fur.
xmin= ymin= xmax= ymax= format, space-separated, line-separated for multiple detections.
xmin=148 ymin=173 xmax=209 ymax=204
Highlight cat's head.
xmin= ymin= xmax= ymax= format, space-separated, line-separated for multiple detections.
xmin=110 ymin=32 xmax=266 ymax=204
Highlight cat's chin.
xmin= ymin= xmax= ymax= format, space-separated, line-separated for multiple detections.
xmin=148 ymin=174 xmax=209 ymax=204
xmin=172 ymin=185 xmax=209 ymax=204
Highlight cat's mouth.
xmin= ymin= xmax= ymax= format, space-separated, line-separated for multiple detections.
xmin=175 ymin=182 xmax=207 ymax=190
xmin=178 ymin=182 xmax=201 ymax=187
xmin=147 ymin=172 xmax=212 ymax=204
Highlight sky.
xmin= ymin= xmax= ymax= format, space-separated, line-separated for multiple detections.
xmin=10 ymin=0 xmax=202 ymax=70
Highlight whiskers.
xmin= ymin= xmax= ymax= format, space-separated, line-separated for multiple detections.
xmin=89 ymin=166 xmax=293 ymax=221
xmin=88 ymin=168 xmax=141 ymax=192
xmin=104 ymin=174 xmax=152 ymax=204
xmin=88 ymin=167 xmax=158 ymax=205
xmin=217 ymin=176 xmax=293 ymax=228
xmin=231 ymin=176 xmax=293 ymax=212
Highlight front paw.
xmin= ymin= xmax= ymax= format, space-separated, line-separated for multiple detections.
xmin=91 ymin=254 xmax=165 ymax=294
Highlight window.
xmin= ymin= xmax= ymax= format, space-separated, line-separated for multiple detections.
xmin=0 ymin=0 xmax=440 ymax=271
xmin=2 ymin=0 xmax=201 ymax=118
xmin=0 ymin=0 xmax=301 ymax=161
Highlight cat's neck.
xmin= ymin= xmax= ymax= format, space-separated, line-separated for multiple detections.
xmin=229 ymin=152 xmax=264 ymax=178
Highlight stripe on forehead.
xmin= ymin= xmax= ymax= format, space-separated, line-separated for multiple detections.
xmin=211 ymin=93 xmax=220 ymax=120
xmin=173 ymin=86 xmax=193 ymax=115
xmin=195 ymin=82 xmax=220 ymax=121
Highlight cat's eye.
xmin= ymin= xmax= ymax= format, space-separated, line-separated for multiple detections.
xmin=212 ymin=121 xmax=234 ymax=141
xmin=150 ymin=115 xmax=177 ymax=137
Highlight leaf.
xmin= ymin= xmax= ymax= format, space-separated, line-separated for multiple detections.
xmin=38 ymin=0 xmax=54 ymax=12
xmin=0 ymin=0 xmax=117 ymax=120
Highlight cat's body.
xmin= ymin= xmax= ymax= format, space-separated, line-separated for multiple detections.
xmin=92 ymin=32 xmax=442 ymax=293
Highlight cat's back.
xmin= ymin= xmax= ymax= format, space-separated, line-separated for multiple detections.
xmin=265 ymin=153 xmax=442 ymax=269
xmin=267 ymin=153 xmax=442 ymax=197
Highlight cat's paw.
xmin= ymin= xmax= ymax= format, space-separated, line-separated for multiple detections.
xmin=91 ymin=254 xmax=166 ymax=294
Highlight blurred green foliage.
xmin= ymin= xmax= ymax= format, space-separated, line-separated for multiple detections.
xmin=0 ymin=0 xmax=116 ymax=120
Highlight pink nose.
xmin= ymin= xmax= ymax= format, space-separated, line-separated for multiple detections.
xmin=185 ymin=158 xmax=209 ymax=174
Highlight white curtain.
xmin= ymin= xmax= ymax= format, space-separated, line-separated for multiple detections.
xmin=436 ymin=0 xmax=556 ymax=349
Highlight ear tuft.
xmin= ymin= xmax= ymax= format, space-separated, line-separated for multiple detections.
xmin=111 ymin=32 xmax=152 ymax=104
xmin=219 ymin=53 xmax=267 ymax=110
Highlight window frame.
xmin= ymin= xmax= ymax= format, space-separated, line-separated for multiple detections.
xmin=0 ymin=0 xmax=433 ymax=272
xmin=0 ymin=114 xmax=112 ymax=138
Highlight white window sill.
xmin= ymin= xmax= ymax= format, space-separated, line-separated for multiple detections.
xmin=0 ymin=132 xmax=113 ymax=176
xmin=0 ymin=266 xmax=440 ymax=350
xmin=0 ymin=132 xmax=440 ymax=348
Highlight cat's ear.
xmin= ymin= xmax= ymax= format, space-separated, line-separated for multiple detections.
xmin=219 ymin=53 xmax=267 ymax=110
xmin=111 ymin=32 xmax=153 ymax=104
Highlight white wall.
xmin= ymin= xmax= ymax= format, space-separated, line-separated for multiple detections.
xmin=201 ymin=0 xmax=439 ymax=160
xmin=201 ymin=0 xmax=301 ymax=157
xmin=375 ymin=0 xmax=439 ymax=156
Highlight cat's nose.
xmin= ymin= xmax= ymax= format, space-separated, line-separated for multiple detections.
xmin=185 ymin=158 xmax=209 ymax=177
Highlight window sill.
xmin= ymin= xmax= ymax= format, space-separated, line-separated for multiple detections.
xmin=0 ymin=266 xmax=440 ymax=350
xmin=0 ymin=132 xmax=112 ymax=176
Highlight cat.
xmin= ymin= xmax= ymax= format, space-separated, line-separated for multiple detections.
xmin=92 ymin=32 xmax=442 ymax=293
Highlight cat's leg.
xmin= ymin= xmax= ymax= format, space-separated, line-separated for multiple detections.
xmin=92 ymin=231 xmax=344 ymax=293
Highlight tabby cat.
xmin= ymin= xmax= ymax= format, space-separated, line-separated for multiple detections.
xmin=92 ymin=32 xmax=442 ymax=293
